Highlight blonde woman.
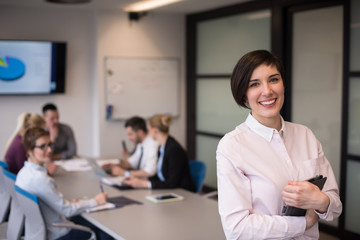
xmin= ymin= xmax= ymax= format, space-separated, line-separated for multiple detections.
xmin=125 ymin=114 xmax=195 ymax=192
xmin=4 ymin=113 xmax=52 ymax=174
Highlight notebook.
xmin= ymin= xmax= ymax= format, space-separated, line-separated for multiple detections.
xmin=86 ymin=196 xmax=142 ymax=213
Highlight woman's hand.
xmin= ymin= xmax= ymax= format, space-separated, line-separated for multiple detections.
xmin=123 ymin=176 xmax=150 ymax=188
xmin=282 ymin=181 xmax=330 ymax=213
xmin=94 ymin=192 xmax=108 ymax=205
xmin=46 ymin=162 xmax=57 ymax=175
xmin=305 ymin=209 xmax=319 ymax=230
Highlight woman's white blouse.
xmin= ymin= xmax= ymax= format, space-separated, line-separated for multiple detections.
xmin=216 ymin=114 xmax=342 ymax=240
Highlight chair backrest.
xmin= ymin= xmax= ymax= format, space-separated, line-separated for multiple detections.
xmin=188 ymin=160 xmax=206 ymax=193
xmin=2 ymin=168 xmax=25 ymax=240
xmin=0 ymin=161 xmax=9 ymax=169
xmin=14 ymin=185 xmax=46 ymax=240
xmin=0 ymin=164 xmax=11 ymax=223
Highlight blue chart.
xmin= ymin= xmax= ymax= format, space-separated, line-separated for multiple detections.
xmin=0 ymin=56 xmax=26 ymax=81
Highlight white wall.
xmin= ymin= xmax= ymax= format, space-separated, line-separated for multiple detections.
xmin=0 ymin=6 xmax=186 ymax=158
xmin=0 ymin=6 xmax=97 ymax=158
xmin=96 ymin=10 xmax=186 ymax=156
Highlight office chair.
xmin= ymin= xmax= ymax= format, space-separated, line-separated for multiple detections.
xmin=0 ymin=162 xmax=11 ymax=223
xmin=188 ymin=160 xmax=206 ymax=193
xmin=2 ymin=168 xmax=25 ymax=240
xmin=14 ymin=185 xmax=97 ymax=240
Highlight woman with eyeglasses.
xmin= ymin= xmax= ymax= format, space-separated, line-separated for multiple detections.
xmin=3 ymin=113 xmax=53 ymax=174
xmin=15 ymin=127 xmax=111 ymax=240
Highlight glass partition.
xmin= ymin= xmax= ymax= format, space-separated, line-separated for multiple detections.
xmin=350 ymin=0 xmax=360 ymax=71
xmin=196 ymin=135 xmax=221 ymax=188
xmin=196 ymin=78 xmax=249 ymax=135
xmin=348 ymin=78 xmax=360 ymax=155
xmin=345 ymin=160 xmax=360 ymax=234
xmin=292 ymin=6 xmax=343 ymax=187
xmin=197 ymin=9 xmax=271 ymax=75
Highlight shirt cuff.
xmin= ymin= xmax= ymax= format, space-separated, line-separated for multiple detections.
xmin=125 ymin=170 xmax=131 ymax=177
xmin=283 ymin=216 xmax=306 ymax=238
xmin=148 ymin=181 xmax=152 ymax=189
xmin=88 ymin=199 xmax=98 ymax=207
xmin=315 ymin=192 xmax=331 ymax=220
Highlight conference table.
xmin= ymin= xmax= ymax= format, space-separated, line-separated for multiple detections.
xmin=53 ymin=160 xmax=225 ymax=240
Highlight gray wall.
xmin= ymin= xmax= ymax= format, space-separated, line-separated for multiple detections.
xmin=0 ymin=5 xmax=186 ymax=158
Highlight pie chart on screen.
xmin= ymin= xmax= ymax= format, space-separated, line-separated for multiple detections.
xmin=0 ymin=56 xmax=26 ymax=81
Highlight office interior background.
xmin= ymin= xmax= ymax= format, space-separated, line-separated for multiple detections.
xmin=0 ymin=0 xmax=359 ymax=239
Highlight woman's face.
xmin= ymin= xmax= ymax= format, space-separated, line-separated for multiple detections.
xmin=245 ymin=64 xmax=284 ymax=125
xmin=28 ymin=136 xmax=53 ymax=165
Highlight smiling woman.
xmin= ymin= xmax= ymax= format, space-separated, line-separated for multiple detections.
xmin=216 ymin=50 xmax=342 ymax=240
xmin=15 ymin=127 xmax=111 ymax=240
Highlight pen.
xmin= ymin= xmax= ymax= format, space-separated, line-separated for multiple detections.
xmin=99 ymin=181 xmax=104 ymax=193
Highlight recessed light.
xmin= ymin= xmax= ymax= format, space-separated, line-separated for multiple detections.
xmin=123 ymin=0 xmax=182 ymax=12
xmin=45 ymin=0 xmax=91 ymax=4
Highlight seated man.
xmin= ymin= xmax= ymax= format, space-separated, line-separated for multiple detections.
xmin=42 ymin=103 xmax=77 ymax=160
xmin=103 ymin=116 xmax=158 ymax=178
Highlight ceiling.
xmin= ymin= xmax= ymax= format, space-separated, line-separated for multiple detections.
xmin=0 ymin=0 xmax=251 ymax=14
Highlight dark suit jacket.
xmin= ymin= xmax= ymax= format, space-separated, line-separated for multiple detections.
xmin=149 ymin=136 xmax=195 ymax=192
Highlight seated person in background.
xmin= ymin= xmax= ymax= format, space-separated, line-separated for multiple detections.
xmin=124 ymin=114 xmax=195 ymax=192
xmin=16 ymin=127 xmax=110 ymax=240
xmin=102 ymin=116 xmax=158 ymax=178
xmin=4 ymin=112 xmax=56 ymax=174
xmin=42 ymin=103 xmax=77 ymax=160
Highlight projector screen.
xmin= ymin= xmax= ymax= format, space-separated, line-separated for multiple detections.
xmin=0 ymin=40 xmax=66 ymax=95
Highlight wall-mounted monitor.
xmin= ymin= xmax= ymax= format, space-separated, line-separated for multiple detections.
xmin=0 ymin=40 xmax=66 ymax=95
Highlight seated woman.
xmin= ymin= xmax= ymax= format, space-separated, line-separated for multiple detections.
xmin=15 ymin=127 xmax=109 ymax=240
xmin=4 ymin=113 xmax=55 ymax=174
xmin=124 ymin=114 xmax=195 ymax=192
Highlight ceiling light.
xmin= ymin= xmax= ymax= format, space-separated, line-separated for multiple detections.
xmin=46 ymin=0 xmax=91 ymax=3
xmin=123 ymin=0 xmax=182 ymax=12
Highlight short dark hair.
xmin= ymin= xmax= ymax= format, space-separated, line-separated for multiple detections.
xmin=125 ymin=116 xmax=147 ymax=133
xmin=230 ymin=50 xmax=286 ymax=108
xmin=42 ymin=103 xmax=58 ymax=114
xmin=23 ymin=127 xmax=50 ymax=153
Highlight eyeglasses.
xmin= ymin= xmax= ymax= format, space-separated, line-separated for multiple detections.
xmin=33 ymin=142 xmax=54 ymax=151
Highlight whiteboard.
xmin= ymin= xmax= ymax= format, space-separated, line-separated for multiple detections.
xmin=105 ymin=57 xmax=179 ymax=120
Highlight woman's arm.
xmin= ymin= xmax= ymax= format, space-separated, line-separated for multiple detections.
xmin=217 ymin=150 xmax=307 ymax=240
xmin=282 ymin=141 xmax=342 ymax=221
xmin=150 ymin=144 xmax=185 ymax=189
xmin=36 ymin=177 xmax=98 ymax=218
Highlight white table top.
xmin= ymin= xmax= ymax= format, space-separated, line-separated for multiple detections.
xmin=54 ymin=163 xmax=225 ymax=240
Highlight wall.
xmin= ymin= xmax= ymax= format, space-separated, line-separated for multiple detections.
xmin=96 ymin=10 xmax=186 ymax=156
xmin=0 ymin=5 xmax=186 ymax=158
xmin=0 ymin=6 xmax=97 ymax=158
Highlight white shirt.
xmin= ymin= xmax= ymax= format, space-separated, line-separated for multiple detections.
xmin=16 ymin=162 xmax=97 ymax=240
xmin=216 ymin=114 xmax=342 ymax=240
xmin=128 ymin=135 xmax=158 ymax=175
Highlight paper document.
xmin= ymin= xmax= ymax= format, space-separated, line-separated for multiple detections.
xmin=96 ymin=159 xmax=120 ymax=167
xmin=101 ymin=176 xmax=125 ymax=186
xmin=55 ymin=158 xmax=92 ymax=172
xmin=86 ymin=196 xmax=142 ymax=213
xmin=86 ymin=202 xmax=116 ymax=213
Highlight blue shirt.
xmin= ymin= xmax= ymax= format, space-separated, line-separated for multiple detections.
xmin=16 ymin=162 xmax=97 ymax=240
xmin=156 ymin=144 xmax=166 ymax=182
